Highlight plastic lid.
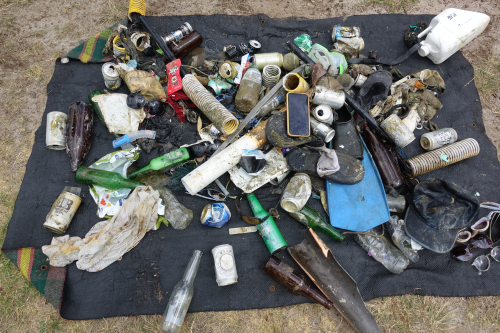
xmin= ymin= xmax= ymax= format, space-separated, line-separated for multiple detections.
xmin=418 ymin=44 xmax=430 ymax=57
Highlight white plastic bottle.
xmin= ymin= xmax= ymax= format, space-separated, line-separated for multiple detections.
xmin=417 ymin=8 xmax=490 ymax=64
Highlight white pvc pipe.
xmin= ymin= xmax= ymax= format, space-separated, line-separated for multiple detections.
xmin=182 ymin=136 xmax=260 ymax=195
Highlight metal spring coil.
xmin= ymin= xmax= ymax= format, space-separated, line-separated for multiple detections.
xmin=182 ymin=74 xmax=239 ymax=135
xmin=262 ymin=65 xmax=281 ymax=89
xmin=408 ymin=138 xmax=480 ymax=177
xmin=128 ymin=0 xmax=147 ymax=16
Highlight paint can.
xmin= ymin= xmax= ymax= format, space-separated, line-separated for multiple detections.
xmin=46 ymin=111 xmax=67 ymax=150
xmin=201 ymin=203 xmax=231 ymax=228
xmin=408 ymin=138 xmax=479 ymax=177
xmin=310 ymin=86 xmax=345 ymax=109
xmin=281 ymin=173 xmax=312 ymax=213
xmin=312 ymin=105 xmax=334 ymax=125
xmin=102 ymin=62 xmax=122 ymax=90
xmin=387 ymin=195 xmax=406 ymax=213
xmin=253 ymin=52 xmax=283 ymax=70
xmin=310 ymin=118 xmax=335 ymax=143
xmin=420 ymin=128 xmax=458 ymax=151
xmin=283 ymin=73 xmax=310 ymax=93
xmin=380 ymin=114 xmax=415 ymax=148
xmin=212 ymin=244 xmax=238 ymax=286
xmin=43 ymin=187 xmax=82 ymax=234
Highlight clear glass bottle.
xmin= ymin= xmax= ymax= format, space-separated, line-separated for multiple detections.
xmin=161 ymin=250 xmax=202 ymax=333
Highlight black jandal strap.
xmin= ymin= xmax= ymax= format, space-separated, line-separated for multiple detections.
xmin=347 ymin=42 xmax=422 ymax=66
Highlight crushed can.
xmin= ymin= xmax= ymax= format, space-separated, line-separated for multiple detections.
xmin=332 ymin=26 xmax=361 ymax=41
xmin=43 ymin=187 xmax=82 ymax=234
xmin=293 ymin=34 xmax=313 ymax=52
xmin=211 ymin=244 xmax=238 ymax=286
xmin=201 ymin=203 xmax=231 ymax=228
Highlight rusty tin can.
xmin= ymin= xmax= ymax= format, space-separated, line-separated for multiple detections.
xmin=43 ymin=187 xmax=82 ymax=234
xmin=420 ymin=128 xmax=458 ymax=151
xmin=46 ymin=111 xmax=68 ymax=150
xmin=212 ymin=244 xmax=238 ymax=286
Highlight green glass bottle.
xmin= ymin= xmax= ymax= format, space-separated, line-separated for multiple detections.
xmin=76 ymin=166 xmax=144 ymax=190
xmin=128 ymin=147 xmax=191 ymax=179
xmin=288 ymin=205 xmax=344 ymax=242
xmin=246 ymin=193 xmax=287 ymax=255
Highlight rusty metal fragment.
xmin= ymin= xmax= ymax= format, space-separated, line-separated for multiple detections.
xmin=288 ymin=229 xmax=380 ymax=333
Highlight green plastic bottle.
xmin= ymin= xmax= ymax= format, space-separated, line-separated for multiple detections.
xmin=246 ymin=193 xmax=287 ymax=255
xmin=128 ymin=147 xmax=191 ymax=179
xmin=76 ymin=167 xmax=144 ymax=190
xmin=288 ymin=205 xmax=344 ymax=242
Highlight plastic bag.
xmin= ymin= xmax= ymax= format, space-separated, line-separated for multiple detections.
xmin=120 ymin=68 xmax=167 ymax=102
xmin=156 ymin=187 xmax=193 ymax=230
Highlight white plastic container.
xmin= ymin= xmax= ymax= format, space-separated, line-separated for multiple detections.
xmin=417 ymin=8 xmax=490 ymax=64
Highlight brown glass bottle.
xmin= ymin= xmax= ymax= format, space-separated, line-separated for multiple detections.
xmin=363 ymin=124 xmax=404 ymax=188
xmin=170 ymin=31 xmax=203 ymax=58
xmin=263 ymin=256 xmax=333 ymax=309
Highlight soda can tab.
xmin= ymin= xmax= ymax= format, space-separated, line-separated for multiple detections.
xmin=46 ymin=111 xmax=68 ymax=150
xmin=43 ymin=187 xmax=82 ymax=234
xmin=201 ymin=203 xmax=231 ymax=228
xmin=212 ymin=244 xmax=238 ymax=286
xmin=229 ymin=226 xmax=258 ymax=235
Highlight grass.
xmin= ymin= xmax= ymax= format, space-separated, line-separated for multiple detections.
xmin=55 ymin=22 xmax=78 ymax=40
xmin=358 ymin=0 xmax=419 ymax=13
xmin=24 ymin=64 xmax=45 ymax=82
xmin=102 ymin=0 xmax=128 ymax=24
xmin=474 ymin=56 xmax=500 ymax=96
xmin=0 ymin=14 xmax=15 ymax=28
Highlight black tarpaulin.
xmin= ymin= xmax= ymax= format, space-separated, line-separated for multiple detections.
xmin=3 ymin=14 xmax=500 ymax=320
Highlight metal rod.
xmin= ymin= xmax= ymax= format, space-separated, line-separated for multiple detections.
xmin=138 ymin=15 xmax=187 ymax=77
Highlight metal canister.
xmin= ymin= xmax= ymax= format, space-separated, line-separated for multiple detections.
xmin=312 ymin=105 xmax=334 ymax=125
xmin=310 ymin=118 xmax=335 ymax=143
xmin=283 ymin=53 xmax=300 ymax=71
xmin=46 ymin=111 xmax=67 ymax=150
xmin=201 ymin=203 xmax=231 ymax=228
xmin=420 ymin=128 xmax=458 ymax=151
xmin=253 ymin=52 xmax=283 ymax=70
xmin=380 ymin=114 xmax=416 ymax=148
xmin=387 ymin=195 xmax=406 ymax=213
xmin=102 ymin=62 xmax=122 ymax=90
xmin=283 ymin=73 xmax=310 ymax=93
xmin=43 ymin=187 xmax=82 ymax=234
xmin=219 ymin=61 xmax=239 ymax=79
xmin=212 ymin=244 xmax=238 ymax=286
xmin=311 ymin=86 xmax=345 ymax=109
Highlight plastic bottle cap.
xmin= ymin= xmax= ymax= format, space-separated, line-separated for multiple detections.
xmin=418 ymin=44 xmax=430 ymax=57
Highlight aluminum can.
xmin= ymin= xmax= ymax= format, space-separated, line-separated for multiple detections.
xmin=310 ymin=118 xmax=335 ymax=143
xmin=281 ymin=173 xmax=312 ymax=213
xmin=201 ymin=203 xmax=231 ymax=228
xmin=212 ymin=244 xmax=238 ymax=286
xmin=312 ymin=105 xmax=334 ymax=125
xmin=253 ymin=52 xmax=283 ymax=70
xmin=102 ymin=62 xmax=122 ymax=90
xmin=46 ymin=111 xmax=67 ymax=150
xmin=311 ymin=85 xmax=345 ymax=109
xmin=420 ymin=128 xmax=458 ymax=151
xmin=380 ymin=114 xmax=416 ymax=148
xmin=43 ymin=187 xmax=82 ymax=234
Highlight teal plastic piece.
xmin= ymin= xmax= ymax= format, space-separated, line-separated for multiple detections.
xmin=326 ymin=137 xmax=390 ymax=232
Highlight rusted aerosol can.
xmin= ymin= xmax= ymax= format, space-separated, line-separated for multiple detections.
xmin=253 ymin=53 xmax=283 ymax=70
xmin=235 ymin=67 xmax=262 ymax=114
xmin=420 ymin=128 xmax=458 ymax=151
xmin=46 ymin=111 xmax=67 ymax=150
xmin=212 ymin=244 xmax=238 ymax=286
xmin=43 ymin=187 xmax=82 ymax=234
xmin=161 ymin=22 xmax=193 ymax=45
xmin=408 ymin=138 xmax=480 ymax=177
xmin=170 ymin=31 xmax=203 ymax=58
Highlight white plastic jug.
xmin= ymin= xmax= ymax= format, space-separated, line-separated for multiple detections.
xmin=417 ymin=8 xmax=490 ymax=64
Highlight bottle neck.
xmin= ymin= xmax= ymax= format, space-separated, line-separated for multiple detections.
xmin=246 ymin=193 xmax=268 ymax=218
xmin=182 ymin=250 xmax=202 ymax=283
